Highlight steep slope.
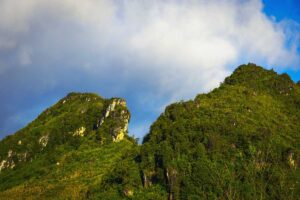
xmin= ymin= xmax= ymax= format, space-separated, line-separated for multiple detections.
xmin=0 ymin=92 xmax=135 ymax=199
xmin=140 ymin=64 xmax=300 ymax=199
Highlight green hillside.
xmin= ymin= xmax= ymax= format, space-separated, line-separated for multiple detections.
xmin=0 ymin=64 xmax=299 ymax=199
xmin=140 ymin=64 xmax=300 ymax=199
xmin=0 ymin=140 xmax=135 ymax=199
xmin=0 ymin=93 xmax=138 ymax=199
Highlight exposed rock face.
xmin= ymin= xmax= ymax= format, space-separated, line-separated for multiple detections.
xmin=141 ymin=170 xmax=155 ymax=188
xmin=0 ymin=160 xmax=12 ymax=172
xmin=166 ymin=168 xmax=178 ymax=200
xmin=287 ymin=150 xmax=297 ymax=169
xmin=0 ymin=150 xmax=16 ymax=172
xmin=97 ymin=98 xmax=127 ymax=126
xmin=111 ymin=109 xmax=130 ymax=142
xmin=111 ymin=127 xmax=125 ymax=142
xmin=39 ymin=135 xmax=49 ymax=148
xmin=0 ymin=149 xmax=29 ymax=172
xmin=1 ymin=134 xmax=49 ymax=173
xmin=142 ymin=167 xmax=178 ymax=200
xmin=96 ymin=98 xmax=130 ymax=142
xmin=73 ymin=127 xmax=86 ymax=137
xmin=123 ymin=188 xmax=134 ymax=197
xmin=141 ymin=171 xmax=148 ymax=187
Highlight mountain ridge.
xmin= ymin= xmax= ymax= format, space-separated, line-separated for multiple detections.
xmin=0 ymin=63 xmax=299 ymax=199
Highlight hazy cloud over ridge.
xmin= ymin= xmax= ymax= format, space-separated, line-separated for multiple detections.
xmin=0 ymin=0 xmax=299 ymax=138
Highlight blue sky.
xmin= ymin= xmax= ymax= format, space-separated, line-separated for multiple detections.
xmin=0 ymin=0 xmax=299 ymax=140
xmin=262 ymin=0 xmax=300 ymax=81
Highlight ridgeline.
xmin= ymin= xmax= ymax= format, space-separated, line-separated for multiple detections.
xmin=0 ymin=64 xmax=299 ymax=199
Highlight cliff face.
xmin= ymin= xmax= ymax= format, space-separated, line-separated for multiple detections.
xmin=96 ymin=98 xmax=130 ymax=142
xmin=0 ymin=93 xmax=130 ymax=173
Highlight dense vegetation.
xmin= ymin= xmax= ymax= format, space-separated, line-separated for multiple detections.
xmin=0 ymin=64 xmax=299 ymax=199
xmin=140 ymin=64 xmax=300 ymax=199
xmin=0 ymin=140 xmax=136 ymax=199
xmin=0 ymin=93 xmax=139 ymax=199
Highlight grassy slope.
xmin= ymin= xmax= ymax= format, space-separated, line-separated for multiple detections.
xmin=0 ymin=92 xmax=137 ymax=199
xmin=0 ymin=140 xmax=135 ymax=199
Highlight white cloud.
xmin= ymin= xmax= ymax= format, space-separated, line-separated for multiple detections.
xmin=1 ymin=0 xmax=297 ymax=92
xmin=0 ymin=0 xmax=299 ymax=137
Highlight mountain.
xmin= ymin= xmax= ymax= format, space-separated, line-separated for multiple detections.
xmin=0 ymin=93 xmax=136 ymax=199
xmin=139 ymin=64 xmax=300 ymax=199
xmin=0 ymin=64 xmax=299 ymax=199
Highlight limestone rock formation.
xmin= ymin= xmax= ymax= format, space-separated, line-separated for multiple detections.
xmin=96 ymin=98 xmax=130 ymax=142
xmin=0 ymin=93 xmax=131 ymax=173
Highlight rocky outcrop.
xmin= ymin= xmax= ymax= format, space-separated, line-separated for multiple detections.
xmin=0 ymin=160 xmax=14 ymax=172
xmin=73 ymin=127 xmax=86 ymax=137
xmin=123 ymin=188 xmax=134 ymax=197
xmin=142 ymin=167 xmax=178 ymax=200
xmin=97 ymin=98 xmax=127 ymax=126
xmin=141 ymin=170 xmax=156 ymax=188
xmin=141 ymin=170 xmax=149 ymax=187
xmin=0 ymin=148 xmax=29 ymax=173
xmin=39 ymin=135 xmax=49 ymax=148
xmin=1 ymin=135 xmax=48 ymax=173
xmin=166 ymin=167 xmax=178 ymax=200
xmin=286 ymin=150 xmax=297 ymax=169
xmin=0 ymin=150 xmax=16 ymax=172
xmin=96 ymin=98 xmax=130 ymax=142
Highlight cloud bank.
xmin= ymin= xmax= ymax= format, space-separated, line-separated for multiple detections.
xmin=0 ymin=0 xmax=299 ymax=138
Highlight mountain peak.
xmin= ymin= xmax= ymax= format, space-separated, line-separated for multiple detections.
xmin=224 ymin=63 xmax=295 ymax=96
xmin=140 ymin=64 xmax=299 ymax=200
xmin=0 ymin=92 xmax=131 ymax=173
xmin=225 ymin=63 xmax=277 ymax=84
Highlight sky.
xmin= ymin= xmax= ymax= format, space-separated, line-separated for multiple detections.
xmin=0 ymin=0 xmax=299 ymax=140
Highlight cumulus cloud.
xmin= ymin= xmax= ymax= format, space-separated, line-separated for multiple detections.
xmin=0 ymin=0 xmax=299 ymax=138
